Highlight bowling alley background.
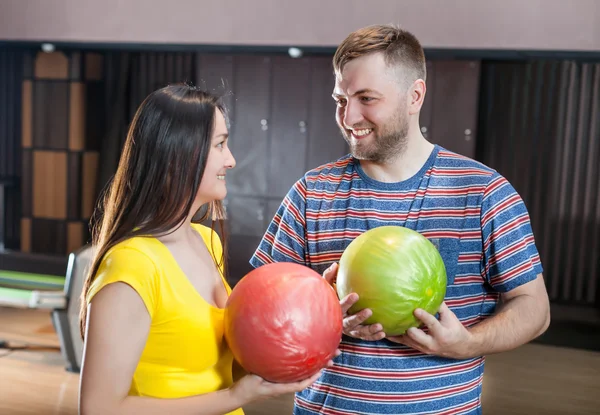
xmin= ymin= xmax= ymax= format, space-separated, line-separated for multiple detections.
xmin=1 ymin=1 xmax=599 ymax=309
xmin=0 ymin=1 xmax=599 ymax=414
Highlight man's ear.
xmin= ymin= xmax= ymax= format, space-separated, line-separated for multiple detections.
xmin=408 ymin=79 xmax=426 ymax=115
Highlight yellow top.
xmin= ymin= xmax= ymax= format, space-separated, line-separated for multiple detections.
xmin=87 ymin=223 xmax=243 ymax=415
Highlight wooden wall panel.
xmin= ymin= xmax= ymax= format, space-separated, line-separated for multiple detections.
xmin=20 ymin=218 xmax=31 ymax=253
xmin=33 ymin=82 xmax=69 ymax=149
xmin=69 ymin=82 xmax=86 ymax=151
xmin=67 ymin=153 xmax=82 ymax=220
xmin=15 ymin=51 xmax=102 ymax=256
xmin=21 ymin=149 xmax=32 ymax=218
xmin=81 ymin=152 xmax=99 ymax=219
xmin=34 ymin=52 xmax=69 ymax=80
xmin=32 ymin=151 xmax=67 ymax=219
xmin=67 ymin=222 xmax=84 ymax=254
xmin=31 ymin=219 xmax=66 ymax=255
xmin=85 ymin=53 xmax=103 ymax=81
xmin=21 ymin=81 xmax=32 ymax=148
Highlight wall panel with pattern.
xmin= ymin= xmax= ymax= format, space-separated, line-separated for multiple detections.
xmin=20 ymin=51 xmax=103 ymax=256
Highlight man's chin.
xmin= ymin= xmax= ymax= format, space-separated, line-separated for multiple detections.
xmin=348 ymin=142 xmax=371 ymax=157
xmin=351 ymin=150 xmax=377 ymax=161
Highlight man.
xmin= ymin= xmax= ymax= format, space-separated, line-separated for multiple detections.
xmin=250 ymin=24 xmax=550 ymax=414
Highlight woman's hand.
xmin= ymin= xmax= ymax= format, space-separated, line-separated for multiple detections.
xmin=229 ymin=371 xmax=321 ymax=405
xmin=229 ymin=350 xmax=340 ymax=406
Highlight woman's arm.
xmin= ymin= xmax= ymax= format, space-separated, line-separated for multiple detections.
xmin=80 ymin=282 xmax=319 ymax=415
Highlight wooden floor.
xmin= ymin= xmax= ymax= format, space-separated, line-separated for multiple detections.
xmin=1 ymin=307 xmax=599 ymax=415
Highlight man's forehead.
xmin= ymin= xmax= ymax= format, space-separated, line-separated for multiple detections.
xmin=334 ymin=65 xmax=403 ymax=96
xmin=333 ymin=73 xmax=385 ymax=96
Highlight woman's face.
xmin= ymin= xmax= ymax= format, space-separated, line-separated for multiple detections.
xmin=196 ymin=109 xmax=236 ymax=204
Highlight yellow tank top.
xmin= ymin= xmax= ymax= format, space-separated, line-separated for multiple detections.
xmin=87 ymin=224 xmax=243 ymax=415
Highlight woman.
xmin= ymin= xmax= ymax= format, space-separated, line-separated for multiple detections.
xmin=79 ymin=85 xmax=326 ymax=414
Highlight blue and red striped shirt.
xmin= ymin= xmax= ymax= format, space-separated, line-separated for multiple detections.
xmin=250 ymin=145 xmax=542 ymax=414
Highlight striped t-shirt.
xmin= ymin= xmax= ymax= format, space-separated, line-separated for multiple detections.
xmin=250 ymin=145 xmax=542 ymax=415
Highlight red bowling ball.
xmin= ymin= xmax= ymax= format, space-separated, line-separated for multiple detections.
xmin=224 ymin=262 xmax=343 ymax=383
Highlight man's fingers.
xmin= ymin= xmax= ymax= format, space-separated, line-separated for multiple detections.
xmin=339 ymin=293 xmax=359 ymax=315
xmin=365 ymin=322 xmax=384 ymax=335
xmin=388 ymin=334 xmax=425 ymax=352
xmin=349 ymin=329 xmax=386 ymax=341
xmin=338 ymin=296 xmax=387 ymax=342
xmin=437 ymin=302 xmax=454 ymax=322
xmin=347 ymin=323 xmax=382 ymax=336
xmin=342 ymin=307 xmax=372 ymax=330
xmin=322 ymin=263 xmax=339 ymax=285
xmin=347 ymin=322 xmax=385 ymax=340
xmin=414 ymin=308 xmax=441 ymax=333
xmin=406 ymin=327 xmax=433 ymax=349
xmin=366 ymin=332 xmax=387 ymax=341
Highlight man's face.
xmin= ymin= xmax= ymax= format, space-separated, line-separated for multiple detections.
xmin=333 ymin=53 xmax=410 ymax=163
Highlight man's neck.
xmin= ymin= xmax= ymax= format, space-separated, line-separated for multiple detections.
xmin=359 ymin=135 xmax=435 ymax=183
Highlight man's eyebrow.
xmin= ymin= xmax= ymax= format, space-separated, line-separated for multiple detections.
xmin=352 ymin=89 xmax=381 ymax=96
xmin=332 ymin=89 xmax=382 ymax=98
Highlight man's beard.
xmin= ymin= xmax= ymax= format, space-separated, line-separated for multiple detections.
xmin=341 ymin=111 xmax=409 ymax=163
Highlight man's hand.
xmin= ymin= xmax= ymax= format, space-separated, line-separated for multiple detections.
xmin=387 ymin=302 xmax=472 ymax=359
xmin=323 ymin=263 xmax=386 ymax=342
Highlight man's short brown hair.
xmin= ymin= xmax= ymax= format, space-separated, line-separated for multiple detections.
xmin=333 ymin=24 xmax=426 ymax=85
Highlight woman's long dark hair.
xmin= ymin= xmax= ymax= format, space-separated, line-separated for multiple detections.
xmin=80 ymin=84 xmax=228 ymax=338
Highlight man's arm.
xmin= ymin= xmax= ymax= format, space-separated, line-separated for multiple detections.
xmin=387 ymin=274 xmax=550 ymax=359
xmin=250 ymin=178 xmax=308 ymax=269
xmin=466 ymin=273 xmax=550 ymax=356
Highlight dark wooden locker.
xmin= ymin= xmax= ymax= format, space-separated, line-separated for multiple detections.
xmin=429 ymin=60 xmax=481 ymax=158
xmin=196 ymin=54 xmax=235 ymax=119
xmin=226 ymin=234 xmax=263 ymax=285
xmin=268 ymin=56 xmax=311 ymax=198
xmin=222 ymin=55 xmax=273 ymax=277
xmin=419 ymin=60 xmax=435 ymax=141
xmin=265 ymin=198 xmax=283 ymax=229
xmin=306 ymin=57 xmax=349 ymax=170
xmin=226 ymin=195 xmax=266 ymax=237
xmin=226 ymin=55 xmax=271 ymax=198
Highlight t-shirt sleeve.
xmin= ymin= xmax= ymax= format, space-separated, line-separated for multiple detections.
xmin=86 ymin=246 xmax=159 ymax=318
xmin=250 ymin=178 xmax=308 ymax=268
xmin=480 ymin=173 xmax=543 ymax=292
